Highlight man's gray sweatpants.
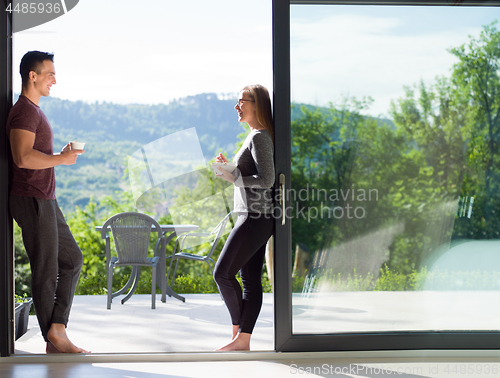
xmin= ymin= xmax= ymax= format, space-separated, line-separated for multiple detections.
xmin=10 ymin=194 xmax=83 ymax=343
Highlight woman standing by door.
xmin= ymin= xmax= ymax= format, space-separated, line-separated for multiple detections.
xmin=213 ymin=84 xmax=275 ymax=351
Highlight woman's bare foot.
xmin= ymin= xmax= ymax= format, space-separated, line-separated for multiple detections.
xmin=216 ymin=332 xmax=251 ymax=351
xmin=231 ymin=325 xmax=239 ymax=340
xmin=46 ymin=342 xmax=62 ymax=354
xmin=47 ymin=323 xmax=90 ymax=353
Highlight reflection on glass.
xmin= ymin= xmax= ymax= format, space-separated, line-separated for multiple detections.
xmin=290 ymin=5 xmax=500 ymax=334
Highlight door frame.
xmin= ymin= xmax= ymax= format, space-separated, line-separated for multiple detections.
xmin=0 ymin=0 xmax=14 ymax=358
xmin=272 ymin=0 xmax=500 ymax=352
xmin=2 ymin=0 xmax=500 ymax=358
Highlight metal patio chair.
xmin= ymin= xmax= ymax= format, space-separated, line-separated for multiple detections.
xmin=101 ymin=212 xmax=164 ymax=309
xmin=166 ymin=211 xmax=233 ymax=294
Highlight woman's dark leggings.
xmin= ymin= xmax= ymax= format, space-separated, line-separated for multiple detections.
xmin=214 ymin=213 xmax=274 ymax=334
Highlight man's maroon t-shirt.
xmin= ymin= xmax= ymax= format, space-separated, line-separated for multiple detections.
xmin=6 ymin=95 xmax=56 ymax=200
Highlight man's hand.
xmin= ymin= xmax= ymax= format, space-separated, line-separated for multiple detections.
xmin=60 ymin=142 xmax=85 ymax=165
xmin=61 ymin=142 xmax=71 ymax=153
xmin=10 ymin=129 xmax=83 ymax=169
xmin=59 ymin=148 xmax=82 ymax=165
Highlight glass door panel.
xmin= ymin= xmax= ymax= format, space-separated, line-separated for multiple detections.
xmin=290 ymin=4 xmax=500 ymax=334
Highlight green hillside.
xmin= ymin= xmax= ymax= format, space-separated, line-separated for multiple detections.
xmin=27 ymin=93 xmax=247 ymax=213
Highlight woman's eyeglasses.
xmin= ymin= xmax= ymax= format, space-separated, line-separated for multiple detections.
xmin=236 ymin=99 xmax=254 ymax=107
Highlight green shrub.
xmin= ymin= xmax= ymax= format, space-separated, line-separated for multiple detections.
xmin=314 ymin=269 xmax=375 ymax=292
xmin=373 ymin=265 xmax=429 ymax=291
xmin=14 ymin=293 xmax=30 ymax=303
xmin=292 ymin=275 xmax=306 ymax=293
xmin=373 ymin=265 xmax=409 ymax=291
xmin=169 ymin=274 xmax=219 ymax=294
xmin=14 ymin=223 xmax=31 ymax=296
xmin=76 ymin=269 xmax=273 ymax=296
xmin=75 ymin=274 xmax=108 ymax=295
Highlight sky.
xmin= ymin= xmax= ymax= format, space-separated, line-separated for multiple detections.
xmin=13 ymin=0 xmax=273 ymax=104
xmin=290 ymin=5 xmax=500 ymax=117
xmin=12 ymin=1 xmax=500 ymax=118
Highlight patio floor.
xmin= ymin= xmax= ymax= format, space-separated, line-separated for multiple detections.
xmin=14 ymin=293 xmax=274 ymax=354
xmin=14 ymin=290 xmax=500 ymax=355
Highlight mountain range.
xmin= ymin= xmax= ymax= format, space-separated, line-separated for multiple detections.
xmin=24 ymin=93 xmax=246 ymax=213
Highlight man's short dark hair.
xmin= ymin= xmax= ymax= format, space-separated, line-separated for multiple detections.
xmin=20 ymin=51 xmax=54 ymax=89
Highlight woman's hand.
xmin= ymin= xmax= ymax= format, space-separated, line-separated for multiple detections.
xmin=214 ymin=153 xmax=235 ymax=183
xmin=215 ymin=167 xmax=235 ymax=183
xmin=215 ymin=153 xmax=228 ymax=163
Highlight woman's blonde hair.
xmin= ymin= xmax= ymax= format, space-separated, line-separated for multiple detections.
xmin=241 ymin=84 xmax=274 ymax=141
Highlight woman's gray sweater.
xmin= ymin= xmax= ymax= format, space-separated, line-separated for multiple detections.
xmin=233 ymin=129 xmax=275 ymax=214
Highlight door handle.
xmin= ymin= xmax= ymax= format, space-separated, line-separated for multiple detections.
xmin=279 ymin=173 xmax=286 ymax=225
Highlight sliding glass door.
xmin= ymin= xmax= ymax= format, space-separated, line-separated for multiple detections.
xmin=273 ymin=0 xmax=500 ymax=351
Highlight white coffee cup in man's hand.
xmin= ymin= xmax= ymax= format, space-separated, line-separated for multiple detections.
xmin=70 ymin=141 xmax=85 ymax=155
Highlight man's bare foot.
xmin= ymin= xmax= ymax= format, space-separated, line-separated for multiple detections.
xmin=47 ymin=323 xmax=90 ymax=353
xmin=46 ymin=342 xmax=62 ymax=354
xmin=216 ymin=332 xmax=251 ymax=351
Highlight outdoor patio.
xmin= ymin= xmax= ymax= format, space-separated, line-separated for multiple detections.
xmin=14 ymin=293 xmax=274 ymax=354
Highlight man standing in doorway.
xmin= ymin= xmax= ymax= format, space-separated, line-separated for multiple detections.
xmin=6 ymin=51 xmax=88 ymax=353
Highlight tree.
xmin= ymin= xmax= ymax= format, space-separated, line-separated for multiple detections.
xmin=389 ymin=79 xmax=469 ymax=273
xmin=450 ymin=21 xmax=500 ymax=236
xmin=290 ymin=97 xmax=390 ymax=269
